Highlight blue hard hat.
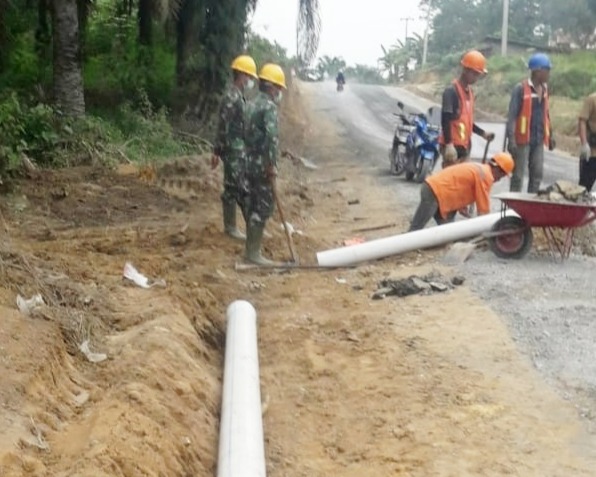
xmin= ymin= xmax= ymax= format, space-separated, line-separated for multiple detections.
xmin=528 ymin=53 xmax=552 ymax=70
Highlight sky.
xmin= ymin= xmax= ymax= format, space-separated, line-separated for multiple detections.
xmin=250 ymin=0 xmax=429 ymax=67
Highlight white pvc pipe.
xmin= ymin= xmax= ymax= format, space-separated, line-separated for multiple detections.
xmin=218 ymin=300 xmax=266 ymax=477
xmin=317 ymin=211 xmax=516 ymax=267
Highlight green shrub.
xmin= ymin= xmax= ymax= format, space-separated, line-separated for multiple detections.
xmin=0 ymin=92 xmax=60 ymax=171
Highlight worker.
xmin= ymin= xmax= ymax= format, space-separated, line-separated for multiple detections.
xmin=439 ymin=50 xmax=495 ymax=168
xmin=243 ymin=63 xmax=287 ymax=265
xmin=211 ymin=54 xmax=258 ymax=240
xmin=506 ymin=52 xmax=556 ymax=193
xmin=578 ymin=91 xmax=596 ymax=192
xmin=408 ymin=152 xmax=514 ymax=231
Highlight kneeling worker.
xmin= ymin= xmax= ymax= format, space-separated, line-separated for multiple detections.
xmin=409 ymin=153 xmax=514 ymax=231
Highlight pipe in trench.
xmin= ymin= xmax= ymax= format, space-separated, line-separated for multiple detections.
xmin=317 ymin=211 xmax=516 ymax=267
xmin=217 ymin=300 xmax=266 ymax=477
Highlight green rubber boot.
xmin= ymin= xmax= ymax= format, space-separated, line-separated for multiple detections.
xmin=223 ymin=202 xmax=245 ymax=240
xmin=244 ymin=223 xmax=277 ymax=266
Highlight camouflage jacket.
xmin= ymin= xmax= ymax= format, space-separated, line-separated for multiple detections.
xmin=245 ymin=91 xmax=279 ymax=178
xmin=213 ymin=84 xmax=246 ymax=159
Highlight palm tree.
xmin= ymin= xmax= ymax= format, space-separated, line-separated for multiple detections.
xmin=296 ymin=0 xmax=321 ymax=65
xmin=137 ymin=0 xmax=184 ymax=46
xmin=315 ymin=55 xmax=346 ymax=78
xmin=51 ymin=0 xmax=85 ymax=116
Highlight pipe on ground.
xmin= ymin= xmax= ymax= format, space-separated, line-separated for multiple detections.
xmin=317 ymin=211 xmax=516 ymax=267
xmin=217 ymin=300 xmax=266 ymax=477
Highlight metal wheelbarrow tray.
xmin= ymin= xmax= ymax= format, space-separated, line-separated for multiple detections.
xmin=488 ymin=192 xmax=596 ymax=260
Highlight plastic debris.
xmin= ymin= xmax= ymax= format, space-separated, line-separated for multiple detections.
xmin=281 ymin=222 xmax=304 ymax=237
xmin=343 ymin=236 xmax=366 ymax=246
xmin=79 ymin=340 xmax=107 ymax=363
xmin=123 ymin=262 xmax=166 ymax=289
xmin=16 ymin=294 xmax=45 ymax=316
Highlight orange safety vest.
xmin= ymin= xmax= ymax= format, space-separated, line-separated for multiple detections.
xmin=439 ymin=80 xmax=474 ymax=147
xmin=514 ymin=80 xmax=550 ymax=146
xmin=426 ymin=162 xmax=494 ymax=219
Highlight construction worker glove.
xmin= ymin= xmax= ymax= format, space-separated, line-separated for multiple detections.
xmin=507 ymin=140 xmax=517 ymax=156
xmin=443 ymin=144 xmax=457 ymax=163
xmin=549 ymin=136 xmax=556 ymax=151
xmin=484 ymin=132 xmax=495 ymax=142
xmin=580 ymin=143 xmax=591 ymax=161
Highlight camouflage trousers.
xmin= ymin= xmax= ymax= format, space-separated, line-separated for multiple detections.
xmin=243 ymin=175 xmax=274 ymax=227
xmin=221 ymin=155 xmax=245 ymax=207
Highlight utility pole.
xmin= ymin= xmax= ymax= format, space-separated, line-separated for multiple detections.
xmin=422 ymin=3 xmax=432 ymax=66
xmin=501 ymin=0 xmax=509 ymax=56
xmin=400 ymin=17 xmax=414 ymax=44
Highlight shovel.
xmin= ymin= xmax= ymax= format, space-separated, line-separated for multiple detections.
xmin=281 ymin=149 xmax=318 ymax=170
xmin=271 ymin=177 xmax=299 ymax=264
xmin=481 ymin=136 xmax=493 ymax=164
xmin=442 ymin=235 xmax=487 ymax=265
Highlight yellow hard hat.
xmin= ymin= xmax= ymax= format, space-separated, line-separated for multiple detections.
xmin=231 ymin=55 xmax=258 ymax=79
xmin=491 ymin=152 xmax=514 ymax=176
xmin=258 ymin=63 xmax=287 ymax=89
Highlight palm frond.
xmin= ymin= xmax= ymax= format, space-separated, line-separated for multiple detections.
xmin=297 ymin=0 xmax=320 ymax=65
xmin=151 ymin=0 xmax=185 ymax=23
xmin=246 ymin=0 xmax=258 ymax=13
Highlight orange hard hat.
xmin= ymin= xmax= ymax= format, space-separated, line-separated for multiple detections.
xmin=461 ymin=50 xmax=487 ymax=74
xmin=490 ymin=152 xmax=514 ymax=176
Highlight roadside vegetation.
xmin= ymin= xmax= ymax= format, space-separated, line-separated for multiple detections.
xmin=0 ymin=0 xmax=311 ymax=180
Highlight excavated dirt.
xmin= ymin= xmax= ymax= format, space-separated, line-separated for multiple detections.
xmin=0 ymin=80 xmax=595 ymax=477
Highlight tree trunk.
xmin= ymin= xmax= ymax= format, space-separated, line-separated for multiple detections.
xmin=175 ymin=0 xmax=194 ymax=86
xmin=77 ymin=0 xmax=90 ymax=57
xmin=138 ymin=0 xmax=152 ymax=46
xmin=51 ymin=0 xmax=85 ymax=116
xmin=0 ymin=0 xmax=8 ymax=72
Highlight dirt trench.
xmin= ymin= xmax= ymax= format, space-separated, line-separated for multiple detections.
xmin=0 ymin=80 xmax=595 ymax=477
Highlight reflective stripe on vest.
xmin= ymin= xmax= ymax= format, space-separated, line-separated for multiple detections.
xmin=473 ymin=162 xmax=486 ymax=180
xmin=440 ymin=80 xmax=474 ymax=147
xmin=514 ymin=80 xmax=551 ymax=146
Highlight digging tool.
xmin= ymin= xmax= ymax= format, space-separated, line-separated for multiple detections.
xmin=235 ymin=262 xmax=355 ymax=272
xmin=460 ymin=137 xmax=494 ymax=219
xmin=353 ymin=222 xmax=398 ymax=233
xmin=442 ymin=235 xmax=488 ymax=265
xmin=442 ymin=226 xmax=522 ymax=265
xmin=271 ymin=177 xmax=299 ymax=264
xmin=281 ymin=149 xmax=318 ymax=170
xmin=481 ymin=137 xmax=493 ymax=164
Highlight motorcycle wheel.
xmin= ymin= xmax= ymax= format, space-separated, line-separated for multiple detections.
xmin=405 ymin=150 xmax=417 ymax=181
xmin=415 ymin=160 xmax=433 ymax=183
xmin=390 ymin=145 xmax=406 ymax=176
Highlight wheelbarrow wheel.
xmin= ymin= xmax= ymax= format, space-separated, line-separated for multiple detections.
xmin=488 ymin=216 xmax=533 ymax=259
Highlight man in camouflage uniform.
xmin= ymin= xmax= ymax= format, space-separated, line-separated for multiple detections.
xmin=243 ymin=63 xmax=287 ymax=265
xmin=211 ymin=54 xmax=258 ymax=240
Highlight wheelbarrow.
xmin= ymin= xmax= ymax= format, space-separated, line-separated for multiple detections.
xmin=488 ymin=192 xmax=596 ymax=260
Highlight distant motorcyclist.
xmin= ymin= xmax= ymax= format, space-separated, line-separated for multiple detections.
xmin=336 ymin=70 xmax=346 ymax=91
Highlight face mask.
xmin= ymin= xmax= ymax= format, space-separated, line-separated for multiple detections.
xmin=246 ymin=79 xmax=255 ymax=90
